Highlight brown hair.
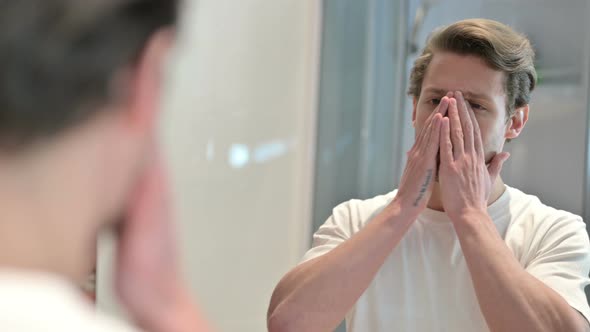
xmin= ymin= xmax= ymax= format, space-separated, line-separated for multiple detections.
xmin=408 ymin=18 xmax=537 ymax=118
xmin=0 ymin=0 xmax=178 ymax=149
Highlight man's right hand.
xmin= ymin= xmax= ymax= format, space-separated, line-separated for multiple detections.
xmin=267 ymin=96 xmax=451 ymax=332
xmin=115 ymin=152 xmax=210 ymax=332
xmin=394 ymin=96 xmax=449 ymax=216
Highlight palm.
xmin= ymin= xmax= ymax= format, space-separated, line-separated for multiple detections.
xmin=114 ymin=158 xmax=182 ymax=324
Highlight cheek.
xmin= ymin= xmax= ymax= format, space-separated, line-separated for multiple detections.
xmin=476 ymin=115 xmax=502 ymax=140
xmin=414 ymin=108 xmax=431 ymax=134
xmin=479 ymin=119 xmax=507 ymax=158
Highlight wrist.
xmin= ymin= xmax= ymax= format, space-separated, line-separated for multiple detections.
xmin=388 ymin=196 xmax=425 ymax=219
xmin=387 ymin=197 xmax=421 ymax=225
xmin=135 ymin=285 xmax=207 ymax=332
xmin=449 ymin=208 xmax=490 ymax=228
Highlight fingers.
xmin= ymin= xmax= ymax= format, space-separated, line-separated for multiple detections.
xmin=427 ymin=114 xmax=443 ymax=156
xmin=120 ymin=152 xmax=174 ymax=254
xmin=440 ymin=117 xmax=453 ymax=164
xmin=455 ymin=91 xmax=474 ymax=154
xmin=127 ymin=156 xmax=170 ymax=228
xmin=413 ymin=111 xmax=434 ymax=149
xmin=444 ymin=91 xmax=454 ymax=116
xmin=448 ymin=98 xmax=464 ymax=159
xmin=488 ymin=152 xmax=510 ymax=182
xmin=463 ymin=96 xmax=484 ymax=158
xmin=426 ymin=96 xmax=450 ymax=122
xmin=419 ymin=113 xmax=440 ymax=155
xmin=414 ymin=97 xmax=450 ymax=149
xmin=437 ymin=96 xmax=450 ymax=117
xmin=422 ymin=97 xmax=448 ymax=142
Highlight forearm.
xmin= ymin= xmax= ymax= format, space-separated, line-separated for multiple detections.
xmin=267 ymin=200 xmax=416 ymax=332
xmin=134 ymin=285 xmax=211 ymax=332
xmin=454 ymin=211 xmax=587 ymax=332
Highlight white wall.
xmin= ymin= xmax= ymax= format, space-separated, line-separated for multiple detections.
xmin=97 ymin=1 xmax=321 ymax=331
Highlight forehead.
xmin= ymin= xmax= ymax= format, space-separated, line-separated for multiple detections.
xmin=421 ymin=51 xmax=506 ymax=100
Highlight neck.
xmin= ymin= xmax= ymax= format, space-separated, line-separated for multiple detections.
xmin=427 ymin=176 xmax=507 ymax=212
xmin=0 ymin=141 xmax=103 ymax=283
xmin=0 ymin=212 xmax=96 ymax=283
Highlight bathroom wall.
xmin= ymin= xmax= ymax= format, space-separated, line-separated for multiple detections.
xmin=97 ymin=1 xmax=322 ymax=331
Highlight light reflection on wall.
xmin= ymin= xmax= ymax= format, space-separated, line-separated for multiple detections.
xmin=226 ymin=140 xmax=292 ymax=168
xmin=228 ymin=144 xmax=250 ymax=168
xmin=206 ymin=140 xmax=215 ymax=161
xmin=254 ymin=140 xmax=291 ymax=163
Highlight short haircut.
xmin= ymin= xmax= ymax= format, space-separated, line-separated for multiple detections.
xmin=408 ymin=18 xmax=537 ymax=118
xmin=0 ymin=0 xmax=178 ymax=149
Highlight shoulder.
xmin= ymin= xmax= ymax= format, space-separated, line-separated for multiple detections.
xmin=0 ymin=271 xmax=140 ymax=332
xmin=507 ymin=186 xmax=583 ymax=225
xmin=44 ymin=302 xmax=141 ymax=332
xmin=301 ymin=190 xmax=399 ymax=263
xmin=331 ymin=190 xmax=397 ymax=230
xmin=505 ymin=186 xmax=588 ymax=256
xmin=89 ymin=313 xmax=142 ymax=332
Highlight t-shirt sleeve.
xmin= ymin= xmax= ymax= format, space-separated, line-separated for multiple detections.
xmin=300 ymin=201 xmax=354 ymax=264
xmin=524 ymin=216 xmax=590 ymax=324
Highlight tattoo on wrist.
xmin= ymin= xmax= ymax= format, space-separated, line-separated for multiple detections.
xmin=413 ymin=169 xmax=433 ymax=207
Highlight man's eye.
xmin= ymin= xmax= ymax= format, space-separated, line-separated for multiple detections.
xmin=469 ymin=102 xmax=484 ymax=111
xmin=429 ymin=98 xmax=441 ymax=106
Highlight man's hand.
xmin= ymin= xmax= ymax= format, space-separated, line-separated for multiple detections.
xmin=394 ymin=96 xmax=448 ymax=216
xmin=267 ymin=103 xmax=453 ymax=331
xmin=437 ymin=95 xmax=588 ymax=332
xmin=115 ymin=152 xmax=209 ymax=332
xmin=438 ymin=91 xmax=509 ymax=222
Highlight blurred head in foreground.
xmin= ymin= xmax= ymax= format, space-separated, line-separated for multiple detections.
xmin=0 ymin=0 xmax=177 ymax=281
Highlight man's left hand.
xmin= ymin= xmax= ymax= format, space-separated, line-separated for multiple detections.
xmin=438 ymin=91 xmax=510 ymax=223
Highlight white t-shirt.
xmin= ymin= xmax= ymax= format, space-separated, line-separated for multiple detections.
xmin=0 ymin=270 xmax=140 ymax=332
xmin=302 ymin=186 xmax=590 ymax=332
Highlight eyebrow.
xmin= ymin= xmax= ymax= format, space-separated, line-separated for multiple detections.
xmin=422 ymin=87 xmax=493 ymax=101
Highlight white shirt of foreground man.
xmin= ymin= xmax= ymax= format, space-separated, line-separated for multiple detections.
xmin=268 ymin=18 xmax=590 ymax=332
xmin=0 ymin=272 xmax=137 ymax=332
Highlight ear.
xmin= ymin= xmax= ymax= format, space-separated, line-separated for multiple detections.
xmin=123 ymin=28 xmax=176 ymax=134
xmin=412 ymin=97 xmax=418 ymax=128
xmin=505 ymin=104 xmax=529 ymax=140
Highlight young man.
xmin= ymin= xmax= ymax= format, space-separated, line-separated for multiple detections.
xmin=268 ymin=19 xmax=590 ymax=332
xmin=0 ymin=1 xmax=208 ymax=331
